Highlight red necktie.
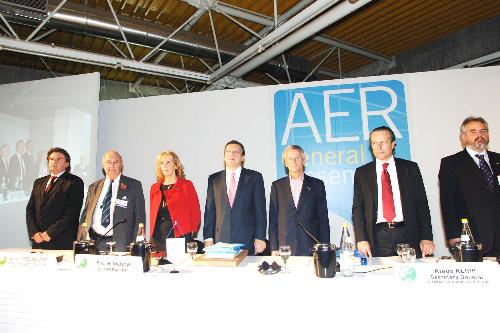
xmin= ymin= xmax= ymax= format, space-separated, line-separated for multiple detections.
xmin=45 ymin=176 xmax=56 ymax=194
xmin=381 ymin=163 xmax=396 ymax=222
xmin=229 ymin=172 xmax=236 ymax=207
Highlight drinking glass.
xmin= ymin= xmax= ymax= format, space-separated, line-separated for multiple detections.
xmin=402 ymin=248 xmax=417 ymax=263
xmin=187 ymin=242 xmax=198 ymax=260
xmin=106 ymin=241 xmax=116 ymax=255
xmin=396 ymin=243 xmax=409 ymax=259
xmin=279 ymin=245 xmax=291 ymax=273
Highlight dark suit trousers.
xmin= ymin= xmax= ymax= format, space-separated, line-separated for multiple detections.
xmin=373 ymin=224 xmax=409 ymax=257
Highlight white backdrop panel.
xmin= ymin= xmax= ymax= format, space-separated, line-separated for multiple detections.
xmin=98 ymin=67 xmax=500 ymax=256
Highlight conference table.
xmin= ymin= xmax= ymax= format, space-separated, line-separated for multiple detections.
xmin=0 ymin=248 xmax=498 ymax=333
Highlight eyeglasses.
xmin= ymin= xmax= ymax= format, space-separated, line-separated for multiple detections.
xmin=467 ymin=129 xmax=488 ymax=135
xmin=225 ymin=150 xmax=242 ymax=156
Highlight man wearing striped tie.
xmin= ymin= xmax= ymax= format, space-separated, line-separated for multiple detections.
xmin=439 ymin=116 xmax=500 ymax=257
xmin=26 ymin=147 xmax=84 ymax=249
xmin=80 ymin=150 xmax=145 ymax=252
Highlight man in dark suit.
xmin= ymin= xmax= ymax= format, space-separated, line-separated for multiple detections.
xmin=8 ymin=140 xmax=25 ymax=190
xmin=269 ymin=145 xmax=330 ymax=256
xmin=352 ymin=126 xmax=435 ymax=258
xmin=80 ymin=150 xmax=145 ymax=252
xmin=0 ymin=144 xmax=9 ymax=200
xmin=26 ymin=147 xmax=84 ymax=250
xmin=439 ymin=116 xmax=500 ymax=257
xmin=22 ymin=140 xmax=36 ymax=192
xmin=203 ymin=140 xmax=267 ymax=254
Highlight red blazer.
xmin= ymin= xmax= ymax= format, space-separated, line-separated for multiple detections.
xmin=149 ymin=178 xmax=201 ymax=239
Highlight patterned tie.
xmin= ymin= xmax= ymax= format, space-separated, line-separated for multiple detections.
xmin=475 ymin=154 xmax=495 ymax=190
xmin=101 ymin=180 xmax=113 ymax=228
xmin=44 ymin=176 xmax=56 ymax=194
xmin=228 ymin=172 xmax=236 ymax=207
xmin=381 ymin=163 xmax=396 ymax=222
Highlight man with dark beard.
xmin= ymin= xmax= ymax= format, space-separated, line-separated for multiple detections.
xmin=439 ymin=116 xmax=500 ymax=257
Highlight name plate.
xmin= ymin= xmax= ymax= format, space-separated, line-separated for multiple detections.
xmin=0 ymin=252 xmax=57 ymax=271
xmin=75 ymin=254 xmax=143 ymax=273
xmin=395 ymin=262 xmax=499 ymax=284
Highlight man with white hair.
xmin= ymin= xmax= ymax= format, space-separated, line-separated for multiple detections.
xmin=269 ymin=145 xmax=330 ymax=256
xmin=80 ymin=150 xmax=145 ymax=252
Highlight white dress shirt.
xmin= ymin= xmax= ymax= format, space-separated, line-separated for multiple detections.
xmin=376 ymin=156 xmax=404 ymax=223
xmin=44 ymin=170 xmax=66 ymax=190
xmin=92 ymin=174 xmax=121 ymax=236
xmin=289 ymin=173 xmax=304 ymax=208
xmin=466 ymin=147 xmax=491 ymax=169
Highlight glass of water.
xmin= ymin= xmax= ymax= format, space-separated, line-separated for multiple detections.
xmin=279 ymin=245 xmax=291 ymax=273
xmin=396 ymin=243 xmax=410 ymax=259
xmin=402 ymin=248 xmax=417 ymax=263
xmin=187 ymin=242 xmax=198 ymax=260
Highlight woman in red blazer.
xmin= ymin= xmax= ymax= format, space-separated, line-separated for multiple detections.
xmin=150 ymin=151 xmax=201 ymax=251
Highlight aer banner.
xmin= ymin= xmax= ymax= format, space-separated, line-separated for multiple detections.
xmin=274 ymin=79 xmax=411 ymax=225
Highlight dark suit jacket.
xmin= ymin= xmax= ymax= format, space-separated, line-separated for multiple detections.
xmin=439 ymin=149 xmax=500 ymax=254
xmin=26 ymin=171 xmax=84 ymax=249
xmin=269 ymin=174 xmax=330 ymax=256
xmin=22 ymin=152 xmax=36 ymax=191
xmin=0 ymin=158 xmax=7 ymax=184
xmin=80 ymin=175 xmax=146 ymax=251
xmin=203 ymin=168 xmax=267 ymax=252
xmin=352 ymin=158 xmax=433 ymax=257
xmin=8 ymin=154 xmax=24 ymax=189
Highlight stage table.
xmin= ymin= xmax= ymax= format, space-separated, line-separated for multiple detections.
xmin=0 ymin=248 xmax=497 ymax=333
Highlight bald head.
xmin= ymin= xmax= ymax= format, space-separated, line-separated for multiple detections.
xmin=102 ymin=150 xmax=123 ymax=180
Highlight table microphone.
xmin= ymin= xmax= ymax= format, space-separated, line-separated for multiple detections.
xmin=93 ymin=219 xmax=127 ymax=247
xmin=297 ymin=221 xmax=320 ymax=244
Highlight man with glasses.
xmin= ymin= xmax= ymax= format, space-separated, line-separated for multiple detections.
xmin=80 ymin=150 xmax=145 ymax=252
xmin=203 ymin=140 xmax=267 ymax=254
xmin=439 ymin=116 xmax=500 ymax=257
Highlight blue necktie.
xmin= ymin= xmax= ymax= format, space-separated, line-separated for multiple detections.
xmin=475 ymin=154 xmax=495 ymax=190
xmin=101 ymin=180 xmax=113 ymax=228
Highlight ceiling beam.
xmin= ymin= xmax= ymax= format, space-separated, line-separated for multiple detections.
xmin=0 ymin=35 xmax=210 ymax=82
xmin=210 ymin=0 xmax=341 ymax=82
xmin=213 ymin=0 xmax=373 ymax=82
xmin=314 ymin=35 xmax=393 ymax=64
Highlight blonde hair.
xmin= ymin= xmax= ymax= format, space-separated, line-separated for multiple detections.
xmin=155 ymin=151 xmax=185 ymax=182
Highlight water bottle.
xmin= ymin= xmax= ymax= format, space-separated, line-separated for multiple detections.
xmin=339 ymin=223 xmax=354 ymax=277
xmin=460 ymin=218 xmax=475 ymax=245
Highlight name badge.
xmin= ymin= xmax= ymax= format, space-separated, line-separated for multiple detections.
xmin=116 ymin=199 xmax=128 ymax=208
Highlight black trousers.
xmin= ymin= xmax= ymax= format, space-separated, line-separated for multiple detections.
xmin=373 ymin=223 xmax=409 ymax=257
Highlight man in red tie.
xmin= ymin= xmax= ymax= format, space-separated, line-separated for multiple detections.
xmin=352 ymin=126 xmax=435 ymax=258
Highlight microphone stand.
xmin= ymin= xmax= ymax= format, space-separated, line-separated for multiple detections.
xmin=93 ymin=219 xmax=127 ymax=248
xmin=297 ymin=222 xmax=320 ymax=244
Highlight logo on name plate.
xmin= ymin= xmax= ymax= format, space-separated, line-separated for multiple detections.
xmin=399 ymin=266 xmax=417 ymax=282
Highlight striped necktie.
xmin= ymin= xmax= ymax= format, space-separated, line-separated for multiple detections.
xmin=101 ymin=180 xmax=114 ymax=228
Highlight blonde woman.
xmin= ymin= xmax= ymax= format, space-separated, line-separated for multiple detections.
xmin=150 ymin=151 xmax=201 ymax=251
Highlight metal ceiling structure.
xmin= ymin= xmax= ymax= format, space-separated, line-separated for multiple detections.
xmin=0 ymin=0 xmax=499 ymax=94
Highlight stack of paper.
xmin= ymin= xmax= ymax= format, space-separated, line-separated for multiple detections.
xmin=203 ymin=243 xmax=245 ymax=259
